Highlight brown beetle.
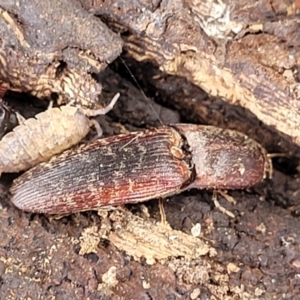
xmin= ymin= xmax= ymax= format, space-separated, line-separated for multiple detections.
xmin=10 ymin=124 xmax=271 ymax=214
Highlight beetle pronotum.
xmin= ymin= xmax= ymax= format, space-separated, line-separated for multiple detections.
xmin=10 ymin=124 xmax=271 ymax=214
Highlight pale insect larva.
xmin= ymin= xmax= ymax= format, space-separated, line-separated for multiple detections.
xmin=0 ymin=93 xmax=120 ymax=175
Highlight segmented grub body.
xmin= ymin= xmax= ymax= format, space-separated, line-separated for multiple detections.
xmin=0 ymin=93 xmax=119 ymax=175
xmin=0 ymin=105 xmax=91 ymax=174
xmin=10 ymin=124 xmax=271 ymax=214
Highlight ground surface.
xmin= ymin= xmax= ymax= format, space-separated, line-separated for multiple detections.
xmin=0 ymin=58 xmax=300 ymax=300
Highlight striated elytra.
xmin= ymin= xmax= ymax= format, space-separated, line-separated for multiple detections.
xmin=10 ymin=124 xmax=271 ymax=214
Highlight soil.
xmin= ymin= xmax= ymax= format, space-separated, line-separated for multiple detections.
xmin=0 ymin=57 xmax=300 ymax=300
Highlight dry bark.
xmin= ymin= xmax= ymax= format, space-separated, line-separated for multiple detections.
xmin=0 ymin=0 xmax=123 ymax=107
xmin=80 ymin=0 xmax=300 ymax=146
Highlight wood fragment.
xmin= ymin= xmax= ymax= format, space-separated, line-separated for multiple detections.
xmin=81 ymin=0 xmax=300 ymax=145
xmin=108 ymin=210 xmax=211 ymax=264
xmin=0 ymin=0 xmax=123 ymax=107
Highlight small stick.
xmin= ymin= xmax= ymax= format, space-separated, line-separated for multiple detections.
xmin=212 ymin=191 xmax=235 ymax=219
xmin=217 ymin=190 xmax=237 ymax=205
xmin=158 ymin=198 xmax=168 ymax=226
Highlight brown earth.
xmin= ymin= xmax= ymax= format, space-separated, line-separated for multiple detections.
xmin=0 ymin=1 xmax=300 ymax=299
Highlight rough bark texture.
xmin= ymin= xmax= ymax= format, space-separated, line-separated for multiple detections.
xmin=80 ymin=0 xmax=300 ymax=146
xmin=0 ymin=0 xmax=299 ymax=299
xmin=0 ymin=0 xmax=123 ymax=107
